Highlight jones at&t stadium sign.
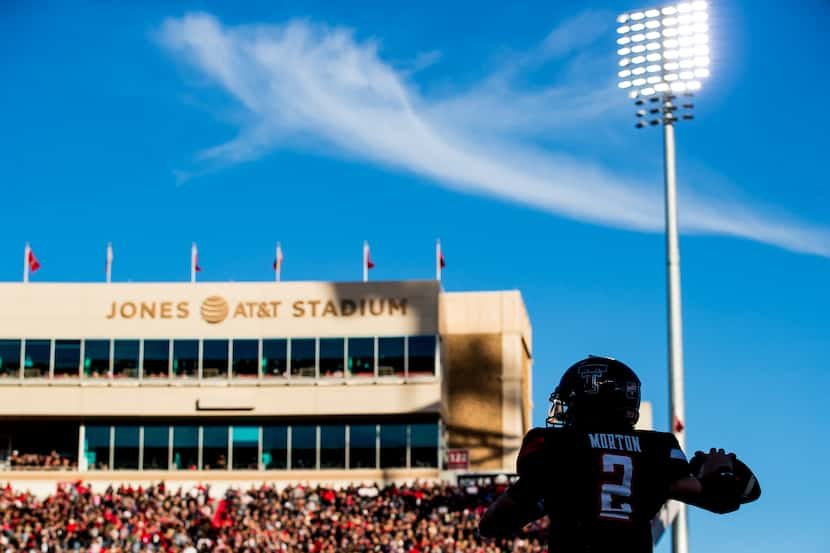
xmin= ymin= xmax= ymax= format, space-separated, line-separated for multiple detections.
xmin=105 ymin=296 xmax=410 ymax=324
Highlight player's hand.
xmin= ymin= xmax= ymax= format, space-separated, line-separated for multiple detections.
xmin=693 ymin=448 xmax=736 ymax=479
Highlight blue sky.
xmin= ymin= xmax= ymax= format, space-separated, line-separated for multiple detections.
xmin=1 ymin=0 xmax=828 ymax=551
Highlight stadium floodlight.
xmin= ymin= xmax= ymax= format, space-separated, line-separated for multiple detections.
xmin=615 ymin=3 xmax=711 ymax=553
xmin=616 ymin=1 xmax=709 ymax=100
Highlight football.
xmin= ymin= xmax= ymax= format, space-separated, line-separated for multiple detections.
xmin=689 ymin=451 xmax=762 ymax=504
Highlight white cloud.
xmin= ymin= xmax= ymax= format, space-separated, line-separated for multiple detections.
xmin=158 ymin=12 xmax=830 ymax=258
xmin=540 ymin=9 xmax=613 ymax=59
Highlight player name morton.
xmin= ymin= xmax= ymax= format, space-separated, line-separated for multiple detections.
xmin=588 ymin=432 xmax=642 ymax=453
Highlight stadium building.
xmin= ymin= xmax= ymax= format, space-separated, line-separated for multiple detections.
xmin=0 ymin=280 xmax=535 ymax=487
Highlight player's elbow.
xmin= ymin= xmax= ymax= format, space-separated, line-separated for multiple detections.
xmin=479 ymin=498 xmax=517 ymax=538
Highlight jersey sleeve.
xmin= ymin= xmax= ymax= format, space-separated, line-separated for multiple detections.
xmin=662 ymin=433 xmax=692 ymax=485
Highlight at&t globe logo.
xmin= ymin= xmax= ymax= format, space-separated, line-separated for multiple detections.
xmin=200 ymin=296 xmax=229 ymax=324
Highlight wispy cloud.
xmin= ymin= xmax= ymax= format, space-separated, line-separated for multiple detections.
xmin=158 ymin=12 xmax=830 ymax=258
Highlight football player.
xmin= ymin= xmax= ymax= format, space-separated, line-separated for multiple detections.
xmin=479 ymin=356 xmax=760 ymax=552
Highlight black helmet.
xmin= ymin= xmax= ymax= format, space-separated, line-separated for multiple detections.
xmin=547 ymin=356 xmax=641 ymax=429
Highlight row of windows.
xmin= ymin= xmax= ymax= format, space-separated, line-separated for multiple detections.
xmin=83 ymin=422 xmax=439 ymax=471
xmin=0 ymin=336 xmax=437 ymax=381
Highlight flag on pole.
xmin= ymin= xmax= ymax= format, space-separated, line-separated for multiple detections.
xmin=363 ymin=241 xmax=375 ymax=282
xmin=23 ymin=243 xmax=40 ymax=282
xmin=273 ymin=242 xmax=284 ymax=282
xmin=436 ymin=239 xmax=445 ymax=281
xmin=28 ymin=249 xmax=41 ymax=273
xmin=105 ymin=242 xmax=113 ymax=283
xmin=191 ymin=242 xmax=201 ymax=282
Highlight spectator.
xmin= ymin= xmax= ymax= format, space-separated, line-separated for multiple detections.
xmin=7 ymin=450 xmax=76 ymax=470
xmin=0 ymin=481 xmax=547 ymax=552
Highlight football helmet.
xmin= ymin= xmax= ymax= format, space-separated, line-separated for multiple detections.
xmin=547 ymin=355 xmax=641 ymax=429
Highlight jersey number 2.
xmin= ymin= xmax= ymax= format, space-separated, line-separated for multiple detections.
xmin=599 ymin=453 xmax=633 ymax=521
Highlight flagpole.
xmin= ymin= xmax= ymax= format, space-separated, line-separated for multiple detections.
xmin=276 ymin=242 xmax=282 ymax=282
xmin=106 ymin=242 xmax=113 ymax=283
xmin=23 ymin=243 xmax=30 ymax=283
xmin=191 ymin=242 xmax=197 ymax=283
xmin=436 ymin=239 xmax=442 ymax=281
xmin=363 ymin=241 xmax=369 ymax=282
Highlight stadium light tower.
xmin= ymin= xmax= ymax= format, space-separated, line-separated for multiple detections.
xmin=615 ymin=3 xmax=710 ymax=553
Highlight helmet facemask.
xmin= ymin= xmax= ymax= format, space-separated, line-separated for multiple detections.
xmin=546 ymin=388 xmax=568 ymax=427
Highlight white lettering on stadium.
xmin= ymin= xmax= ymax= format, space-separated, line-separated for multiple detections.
xmin=588 ymin=433 xmax=641 ymax=453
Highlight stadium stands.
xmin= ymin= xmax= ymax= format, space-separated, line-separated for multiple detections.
xmin=0 ymin=481 xmax=547 ymax=552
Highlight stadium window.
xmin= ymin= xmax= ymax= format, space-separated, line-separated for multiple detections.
xmin=231 ymin=426 xmax=259 ymax=470
xmin=408 ymin=336 xmax=437 ymax=377
xmin=289 ymin=338 xmax=316 ymax=379
xmin=83 ymin=340 xmax=110 ymax=378
xmin=202 ymin=340 xmax=229 ymax=379
xmin=142 ymin=340 xmax=170 ymax=379
xmin=232 ymin=339 xmax=259 ymax=378
xmin=348 ymin=424 xmax=377 ymax=469
xmin=113 ymin=426 xmax=139 ymax=470
xmin=262 ymin=426 xmax=287 ymax=469
xmin=113 ymin=340 xmax=139 ymax=379
xmin=291 ymin=425 xmax=316 ymax=469
xmin=0 ymin=339 xmax=21 ymax=379
xmin=347 ymin=337 xmax=374 ymax=377
xmin=409 ymin=423 xmax=439 ymax=468
xmin=172 ymin=426 xmax=199 ymax=470
xmin=23 ymin=339 xmax=50 ymax=379
xmin=142 ymin=426 xmax=169 ymax=470
xmin=378 ymin=337 xmax=405 ymax=377
xmin=262 ymin=339 xmax=287 ymax=379
xmin=53 ymin=340 xmax=81 ymax=378
xmin=7 ymin=421 xmax=76 ymax=468
xmin=85 ymin=425 xmax=111 ymax=470
xmin=320 ymin=425 xmax=346 ymax=468
xmin=380 ymin=424 xmax=407 ymax=468
xmin=172 ymin=340 xmax=198 ymax=378
xmin=319 ymin=338 xmax=345 ymax=378
xmin=202 ymin=426 xmax=229 ymax=470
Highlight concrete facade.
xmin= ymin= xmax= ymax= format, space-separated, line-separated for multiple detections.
xmin=0 ymin=280 xmax=532 ymax=483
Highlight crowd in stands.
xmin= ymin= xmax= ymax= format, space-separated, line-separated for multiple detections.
xmin=0 ymin=481 xmax=547 ymax=552
xmin=5 ymin=450 xmax=75 ymax=470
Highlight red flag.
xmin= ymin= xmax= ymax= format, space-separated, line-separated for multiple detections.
xmin=439 ymin=251 xmax=446 ymax=269
xmin=673 ymin=416 xmax=685 ymax=433
xmin=28 ymin=250 xmax=41 ymax=272
xmin=190 ymin=243 xmax=201 ymax=282
xmin=362 ymin=241 xmax=374 ymax=282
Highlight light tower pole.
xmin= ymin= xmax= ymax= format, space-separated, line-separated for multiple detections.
xmin=615 ymin=3 xmax=711 ymax=553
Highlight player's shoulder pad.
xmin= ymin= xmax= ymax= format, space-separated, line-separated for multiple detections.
xmin=518 ymin=427 xmax=548 ymax=455
xmin=517 ymin=427 xmax=552 ymax=465
xmin=638 ymin=430 xmax=684 ymax=449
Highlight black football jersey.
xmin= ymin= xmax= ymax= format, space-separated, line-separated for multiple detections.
xmin=507 ymin=426 xmax=690 ymax=553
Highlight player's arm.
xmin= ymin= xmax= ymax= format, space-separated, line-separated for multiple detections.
xmin=479 ymin=429 xmax=548 ymax=538
xmin=669 ymin=448 xmax=759 ymax=514
xmin=670 ymin=476 xmax=738 ymax=514
xmin=478 ymin=481 xmax=545 ymax=538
